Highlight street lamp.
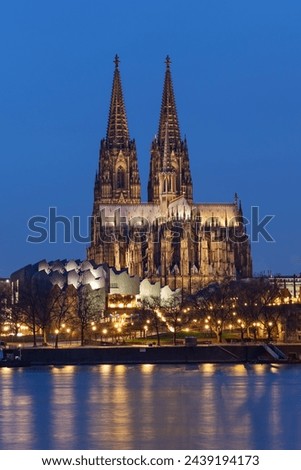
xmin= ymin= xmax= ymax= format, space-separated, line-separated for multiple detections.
xmin=66 ymin=328 xmax=71 ymax=345
xmin=92 ymin=325 xmax=97 ymax=342
xmin=54 ymin=329 xmax=59 ymax=348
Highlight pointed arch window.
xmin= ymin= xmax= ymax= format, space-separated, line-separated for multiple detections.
xmin=163 ymin=176 xmax=168 ymax=193
xmin=117 ymin=166 xmax=126 ymax=189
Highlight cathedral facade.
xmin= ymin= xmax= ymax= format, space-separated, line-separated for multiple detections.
xmin=87 ymin=56 xmax=252 ymax=293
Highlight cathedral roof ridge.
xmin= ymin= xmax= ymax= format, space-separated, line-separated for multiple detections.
xmin=197 ymin=202 xmax=237 ymax=207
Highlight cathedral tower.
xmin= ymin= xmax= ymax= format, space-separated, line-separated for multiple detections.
xmin=93 ymin=55 xmax=141 ymax=206
xmin=148 ymin=56 xmax=193 ymax=204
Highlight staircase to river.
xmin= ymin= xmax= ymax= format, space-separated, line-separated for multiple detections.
xmin=263 ymin=343 xmax=288 ymax=361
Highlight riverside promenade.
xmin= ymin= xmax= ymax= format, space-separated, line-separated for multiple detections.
xmin=9 ymin=343 xmax=301 ymax=366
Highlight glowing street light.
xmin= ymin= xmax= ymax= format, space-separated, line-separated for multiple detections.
xmin=144 ymin=325 xmax=148 ymax=338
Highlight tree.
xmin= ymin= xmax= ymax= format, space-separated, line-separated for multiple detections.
xmin=255 ymin=279 xmax=282 ymax=341
xmin=14 ymin=274 xmax=58 ymax=346
xmin=195 ymin=281 xmax=234 ymax=343
xmin=159 ymin=293 xmax=190 ymax=345
xmin=235 ymin=278 xmax=281 ymax=341
xmin=51 ymin=285 xmax=78 ymax=348
xmin=76 ymin=285 xmax=103 ymax=346
xmin=16 ymin=282 xmax=39 ymax=346
xmin=31 ymin=273 xmax=58 ymax=345
xmin=140 ymin=296 xmax=166 ymax=345
xmin=0 ymin=281 xmax=11 ymax=330
xmin=231 ymin=280 xmax=260 ymax=340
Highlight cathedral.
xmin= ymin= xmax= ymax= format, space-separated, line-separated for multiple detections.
xmin=87 ymin=55 xmax=252 ymax=293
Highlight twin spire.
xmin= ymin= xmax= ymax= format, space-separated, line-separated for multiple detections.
xmin=106 ymin=54 xmax=181 ymax=148
xmin=103 ymin=55 xmax=193 ymax=204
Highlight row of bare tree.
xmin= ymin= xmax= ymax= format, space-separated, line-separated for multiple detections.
xmin=138 ymin=277 xmax=290 ymax=344
xmin=0 ymin=276 xmax=294 ymax=346
xmin=0 ymin=278 xmax=104 ymax=346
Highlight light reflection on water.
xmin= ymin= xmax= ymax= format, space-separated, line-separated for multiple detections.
xmin=0 ymin=363 xmax=301 ymax=450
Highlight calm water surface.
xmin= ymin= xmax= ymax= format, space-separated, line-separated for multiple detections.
xmin=0 ymin=363 xmax=301 ymax=450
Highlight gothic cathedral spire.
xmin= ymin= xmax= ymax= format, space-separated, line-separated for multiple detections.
xmin=93 ymin=55 xmax=141 ymax=206
xmin=148 ymin=56 xmax=193 ymax=204
xmin=106 ymin=54 xmax=130 ymax=147
xmin=158 ymin=55 xmax=181 ymax=148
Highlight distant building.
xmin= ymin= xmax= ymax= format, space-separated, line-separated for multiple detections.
xmin=269 ymin=275 xmax=301 ymax=302
xmin=87 ymin=55 xmax=252 ymax=292
xmin=0 ymin=277 xmax=10 ymax=310
xmin=284 ymin=305 xmax=301 ymax=342
xmin=10 ymin=259 xmax=109 ymax=311
xmin=262 ymin=275 xmax=301 ymax=342
xmin=10 ymin=260 xmax=183 ymax=318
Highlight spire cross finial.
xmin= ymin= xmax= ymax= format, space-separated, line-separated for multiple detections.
xmin=165 ymin=55 xmax=171 ymax=68
xmin=114 ymin=54 xmax=120 ymax=68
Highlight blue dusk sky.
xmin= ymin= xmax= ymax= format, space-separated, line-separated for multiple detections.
xmin=1 ymin=0 xmax=301 ymax=278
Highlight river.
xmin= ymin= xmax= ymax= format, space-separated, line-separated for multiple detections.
xmin=0 ymin=363 xmax=300 ymax=450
